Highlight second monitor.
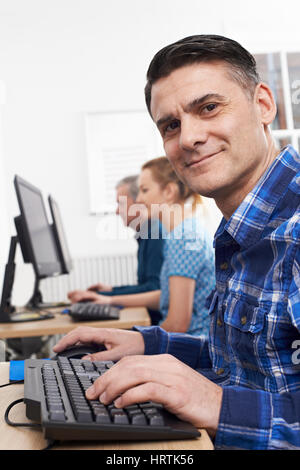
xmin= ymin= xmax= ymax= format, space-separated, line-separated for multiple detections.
xmin=0 ymin=175 xmax=73 ymax=322
xmin=48 ymin=195 xmax=73 ymax=275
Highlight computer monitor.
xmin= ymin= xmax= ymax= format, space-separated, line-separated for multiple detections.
xmin=0 ymin=175 xmax=63 ymax=322
xmin=48 ymin=195 xmax=73 ymax=275
xmin=14 ymin=175 xmax=62 ymax=279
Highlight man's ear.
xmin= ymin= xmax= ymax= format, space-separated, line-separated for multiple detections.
xmin=254 ymin=82 xmax=277 ymax=126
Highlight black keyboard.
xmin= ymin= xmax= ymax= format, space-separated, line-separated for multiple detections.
xmin=24 ymin=358 xmax=200 ymax=441
xmin=66 ymin=302 xmax=120 ymax=321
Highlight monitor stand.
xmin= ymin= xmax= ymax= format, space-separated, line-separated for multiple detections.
xmin=0 ymin=236 xmax=55 ymax=323
xmin=26 ymin=278 xmax=70 ymax=310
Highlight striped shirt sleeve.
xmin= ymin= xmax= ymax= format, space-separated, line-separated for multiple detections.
xmin=132 ymin=326 xmax=212 ymax=369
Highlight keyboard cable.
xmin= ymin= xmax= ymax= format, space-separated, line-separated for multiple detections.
xmin=1 ymin=381 xmax=58 ymax=450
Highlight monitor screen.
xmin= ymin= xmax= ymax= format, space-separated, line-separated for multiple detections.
xmin=48 ymin=195 xmax=73 ymax=274
xmin=14 ymin=175 xmax=62 ymax=278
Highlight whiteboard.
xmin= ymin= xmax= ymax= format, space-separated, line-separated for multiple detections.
xmin=84 ymin=110 xmax=164 ymax=214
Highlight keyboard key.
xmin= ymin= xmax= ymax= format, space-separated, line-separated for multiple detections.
xmin=124 ymin=405 xmax=139 ymax=411
xmin=105 ymin=362 xmax=115 ymax=369
xmin=48 ymin=403 xmax=64 ymax=411
xmin=74 ymin=408 xmax=93 ymax=423
xmin=110 ymin=410 xmax=129 ymax=425
xmin=148 ymin=414 xmax=164 ymax=426
xmin=50 ymin=410 xmax=66 ymax=422
xmin=87 ymin=372 xmax=100 ymax=380
xmin=130 ymin=413 xmax=147 ymax=426
xmin=82 ymin=361 xmax=95 ymax=371
xmin=94 ymin=409 xmax=111 ymax=424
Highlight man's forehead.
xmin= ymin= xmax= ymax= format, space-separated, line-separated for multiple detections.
xmin=150 ymin=61 xmax=237 ymax=119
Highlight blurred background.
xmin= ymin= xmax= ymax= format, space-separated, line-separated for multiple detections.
xmin=0 ymin=0 xmax=299 ymax=304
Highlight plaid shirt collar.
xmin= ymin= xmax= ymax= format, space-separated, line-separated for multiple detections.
xmin=214 ymin=145 xmax=300 ymax=249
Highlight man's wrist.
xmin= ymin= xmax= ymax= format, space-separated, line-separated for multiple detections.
xmin=206 ymin=385 xmax=223 ymax=438
xmin=132 ymin=326 xmax=167 ymax=355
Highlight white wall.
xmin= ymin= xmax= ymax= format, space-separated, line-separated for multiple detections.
xmin=0 ymin=0 xmax=299 ymax=301
xmin=0 ymin=79 xmax=9 ymax=288
xmin=0 ymin=0 xmax=226 ymax=261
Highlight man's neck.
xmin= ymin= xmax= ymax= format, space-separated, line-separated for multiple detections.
xmin=216 ymin=140 xmax=280 ymax=220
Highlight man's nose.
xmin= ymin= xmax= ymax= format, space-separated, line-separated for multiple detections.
xmin=179 ymin=117 xmax=208 ymax=150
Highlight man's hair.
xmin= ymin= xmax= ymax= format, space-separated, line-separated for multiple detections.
xmin=145 ymin=34 xmax=260 ymax=115
xmin=116 ymin=175 xmax=139 ymax=201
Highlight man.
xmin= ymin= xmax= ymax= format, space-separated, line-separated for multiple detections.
xmin=68 ymin=175 xmax=164 ymax=325
xmin=54 ymin=35 xmax=300 ymax=449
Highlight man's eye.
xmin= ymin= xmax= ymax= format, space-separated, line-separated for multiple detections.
xmin=203 ymin=103 xmax=218 ymax=113
xmin=165 ymin=120 xmax=180 ymax=133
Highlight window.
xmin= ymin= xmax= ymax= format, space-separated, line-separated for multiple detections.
xmin=288 ymin=53 xmax=300 ymax=129
xmin=254 ymin=52 xmax=300 ymax=152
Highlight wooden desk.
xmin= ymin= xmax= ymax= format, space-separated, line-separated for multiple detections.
xmin=0 ymin=363 xmax=213 ymax=450
xmin=0 ymin=307 xmax=150 ymax=339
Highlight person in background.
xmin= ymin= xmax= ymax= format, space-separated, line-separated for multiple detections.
xmin=70 ymin=157 xmax=215 ymax=337
xmin=68 ymin=175 xmax=164 ymax=325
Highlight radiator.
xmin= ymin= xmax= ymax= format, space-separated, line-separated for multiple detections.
xmin=40 ymin=253 xmax=137 ymax=302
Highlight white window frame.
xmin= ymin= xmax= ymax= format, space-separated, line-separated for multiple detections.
xmin=254 ymin=50 xmax=300 ymax=152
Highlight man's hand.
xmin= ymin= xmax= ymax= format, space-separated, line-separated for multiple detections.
xmin=85 ymin=354 xmax=223 ymax=436
xmin=67 ymin=290 xmax=112 ymax=305
xmin=53 ymin=326 xmax=145 ymax=362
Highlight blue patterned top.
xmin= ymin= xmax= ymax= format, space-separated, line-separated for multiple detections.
xmin=159 ymin=217 xmax=215 ymax=336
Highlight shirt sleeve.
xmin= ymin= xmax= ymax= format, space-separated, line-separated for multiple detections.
xmin=215 ymin=386 xmax=300 ymax=450
xmin=132 ymin=326 xmax=212 ymax=369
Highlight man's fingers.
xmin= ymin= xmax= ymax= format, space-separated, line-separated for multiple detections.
xmin=114 ymin=382 xmax=170 ymax=409
xmin=82 ymin=346 xmax=124 ymax=362
xmin=53 ymin=327 xmax=108 ymax=352
xmin=85 ymin=355 xmax=175 ymax=403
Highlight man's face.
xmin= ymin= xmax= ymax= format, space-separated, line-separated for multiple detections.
xmin=150 ymin=62 xmax=273 ymax=211
xmin=115 ymin=184 xmax=136 ymax=226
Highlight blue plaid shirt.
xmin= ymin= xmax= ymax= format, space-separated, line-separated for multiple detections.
xmin=134 ymin=145 xmax=300 ymax=450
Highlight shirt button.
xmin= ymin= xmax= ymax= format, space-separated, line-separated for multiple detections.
xmin=217 ymin=318 xmax=222 ymax=327
xmin=241 ymin=316 xmax=247 ymax=325
xmin=220 ymin=262 xmax=228 ymax=270
xmin=216 ymin=368 xmax=225 ymax=375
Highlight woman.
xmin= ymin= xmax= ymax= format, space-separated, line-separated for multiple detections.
xmin=69 ymin=157 xmax=215 ymax=336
